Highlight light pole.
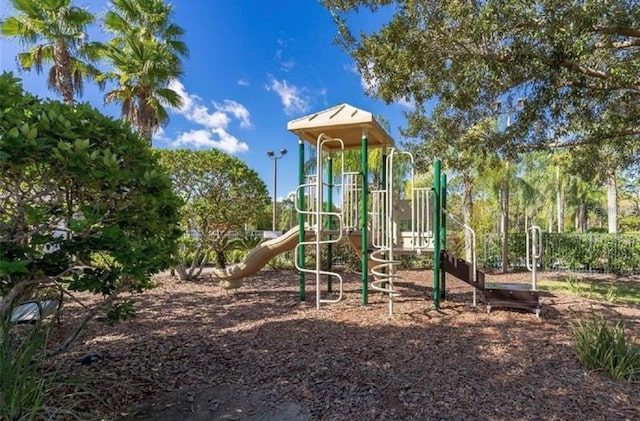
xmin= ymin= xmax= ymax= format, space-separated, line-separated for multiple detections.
xmin=267 ymin=148 xmax=287 ymax=231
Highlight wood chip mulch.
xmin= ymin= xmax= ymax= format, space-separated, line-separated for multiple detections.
xmin=45 ymin=269 xmax=640 ymax=420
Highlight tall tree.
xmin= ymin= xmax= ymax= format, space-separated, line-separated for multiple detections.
xmin=326 ymin=0 xmax=640 ymax=153
xmin=1 ymin=0 xmax=102 ymax=105
xmin=157 ymin=149 xmax=270 ymax=279
xmin=101 ymin=0 xmax=188 ymax=143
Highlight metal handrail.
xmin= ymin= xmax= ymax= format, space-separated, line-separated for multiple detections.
xmin=442 ymin=207 xmax=478 ymax=306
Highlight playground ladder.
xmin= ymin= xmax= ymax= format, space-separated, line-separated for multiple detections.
xmin=295 ymin=134 xmax=346 ymax=309
xmin=370 ymin=148 xmax=415 ymax=315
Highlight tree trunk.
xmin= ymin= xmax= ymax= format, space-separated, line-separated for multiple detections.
xmin=53 ymin=40 xmax=74 ymax=105
xmin=463 ymin=172 xmax=473 ymax=262
xmin=606 ymin=166 xmax=617 ymax=233
xmin=556 ymin=166 xmax=564 ymax=233
xmin=578 ymin=197 xmax=587 ymax=233
xmin=500 ymin=162 xmax=509 ymax=273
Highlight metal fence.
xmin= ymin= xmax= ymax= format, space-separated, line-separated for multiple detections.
xmin=481 ymin=233 xmax=640 ymax=274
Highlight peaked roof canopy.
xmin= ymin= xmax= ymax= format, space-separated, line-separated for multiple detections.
xmin=287 ymin=103 xmax=395 ymax=150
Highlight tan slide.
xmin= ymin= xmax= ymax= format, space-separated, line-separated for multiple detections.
xmin=203 ymin=226 xmax=313 ymax=281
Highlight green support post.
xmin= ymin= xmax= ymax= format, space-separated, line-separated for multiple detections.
xmin=361 ymin=131 xmax=369 ymax=305
xmin=297 ymin=139 xmax=306 ymax=302
xmin=380 ymin=152 xmax=388 ymax=284
xmin=439 ymin=173 xmax=447 ymax=301
xmin=381 ymin=153 xmax=387 ymax=191
xmin=326 ymin=154 xmax=333 ymax=293
xmin=432 ymin=159 xmax=441 ymax=309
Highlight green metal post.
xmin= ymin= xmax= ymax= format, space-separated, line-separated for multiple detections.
xmin=361 ymin=131 xmax=369 ymax=305
xmin=297 ymin=139 xmax=306 ymax=301
xmin=326 ymin=154 xmax=333 ymax=292
xmin=381 ymin=153 xmax=387 ymax=191
xmin=380 ymin=152 xmax=388 ymax=284
xmin=439 ymin=173 xmax=447 ymax=300
xmin=432 ymin=159 xmax=441 ymax=309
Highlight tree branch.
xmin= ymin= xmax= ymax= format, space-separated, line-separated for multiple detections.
xmin=47 ymin=286 xmax=125 ymax=357
xmin=594 ymin=26 xmax=640 ymax=38
xmin=558 ymin=59 xmax=608 ymax=80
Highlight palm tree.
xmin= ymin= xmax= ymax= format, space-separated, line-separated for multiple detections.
xmin=1 ymin=0 xmax=101 ymax=105
xmin=101 ymin=0 xmax=188 ymax=143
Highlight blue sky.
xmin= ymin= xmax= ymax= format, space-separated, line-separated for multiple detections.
xmin=0 ymin=0 xmax=410 ymax=200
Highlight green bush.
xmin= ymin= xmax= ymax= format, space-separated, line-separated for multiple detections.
xmin=572 ymin=316 xmax=640 ymax=382
xmin=1 ymin=72 xmax=182 ymax=320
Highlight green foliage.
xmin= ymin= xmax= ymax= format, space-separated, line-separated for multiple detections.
xmin=481 ymin=232 xmax=640 ymax=274
xmin=104 ymin=299 xmax=136 ymax=325
xmin=326 ymin=0 xmax=640 ymax=158
xmin=572 ymin=316 xmax=640 ymax=382
xmin=101 ymin=0 xmax=188 ymax=140
xmin=0 ymin=73 xmax=182 ymax=318
xmin=538 ymin=278 xmax=640 ymax=306
xmin=266 ymin=252 xmax=296 ymax=270
xmin=0 ymin=320 xmax=52 ymax=420
xmin=1 ymin=0 xmax=101 ymax=104
xmin=157 ymin=149 xmax=270 ymax=278
xmin=565 ymin=273 xmax=584 ymax=295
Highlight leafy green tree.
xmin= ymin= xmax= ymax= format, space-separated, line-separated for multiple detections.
xmin=404 ymin=105 xmax=497 ymax=261
xmin=157 ymin=149 xmax=270 ymax=280
xmin=1 ymin=0 xmax=103 ymax=105
xmin=101 ymin=0 xmax=188 ymax=142
xmin=0 ymin=73 xmax=181 ymax=351
xmin=326 ymin=0 xmax=640 ymax=153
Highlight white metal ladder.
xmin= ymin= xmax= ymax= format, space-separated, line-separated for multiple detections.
xmin=370 ymin=148 xmax=415 ymax=315
xmin=294 ymin=134 xmax=345 ymax=309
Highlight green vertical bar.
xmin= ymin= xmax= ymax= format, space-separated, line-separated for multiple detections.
xmin=380 ymin=153 xmax=388 ymax=284
xmin=297 ymin=139 xmax=306 ymax=302
xmin=381 ymin=153 xmax=387 ymax=190
xmin=326 ymin=154 xmax=333 ymax=293
xmin=361 ymin=133 xmax=369 ymax=305
xmin=439 ymin=173 xmax=447 ymax=300
xmin=432 ymin=159 xmax=441 ymax=309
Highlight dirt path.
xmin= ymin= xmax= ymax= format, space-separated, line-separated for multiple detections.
xmin=48 ymin=270 xmax=640 ymax=420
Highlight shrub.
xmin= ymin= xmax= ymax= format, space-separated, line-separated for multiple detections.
xmin=1 ymin=72 xmax=181 ymax=339
xmin=572 ymin=316 xmax=640 ymax=382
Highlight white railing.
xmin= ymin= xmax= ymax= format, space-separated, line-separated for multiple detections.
xmin=342 ymin=172 xmax=360 ymax=230
xmin=442 ymin=207 xmax=478 ymax=306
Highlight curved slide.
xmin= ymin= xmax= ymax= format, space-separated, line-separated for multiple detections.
xmin=203 ymin=226 xmax=313 ymax=281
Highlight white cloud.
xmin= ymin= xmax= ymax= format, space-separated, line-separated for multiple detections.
xmin=166 ymin=80 xmax=251 ymax=154
xmin=396 ymin=97 xmax=415 ymax=110
xmin=237 ymin=78 xmax=250 ymax=86
xmin=275 ymin=38 xmax=296 ymax=72
xmin=265 ymin=76 xmax=310 ymax=116
xmin=169 ymin=79 xmax=232 ymax=129
xmin=171 ymin=129 xmax=249 ymax=154
xmin=214 ymin=100 xmax=251 ymax=128
xmin=280 ymin=59 xmax=295 ymax=72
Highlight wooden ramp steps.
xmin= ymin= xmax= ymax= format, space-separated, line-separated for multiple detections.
xmin=440 ymin=250 xmax=540 ymax=316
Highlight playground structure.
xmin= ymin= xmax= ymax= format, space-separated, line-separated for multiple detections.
xmin=210 ymin=103 xmax=541 ymax=316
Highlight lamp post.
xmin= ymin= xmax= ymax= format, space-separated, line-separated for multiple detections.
xmin=267 ymin=148 xmax=287 ymax=231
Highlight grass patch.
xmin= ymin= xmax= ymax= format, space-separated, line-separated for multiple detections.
xmin=538 ymin=276 xmax=640 ymax=305
xmin=572 ymin=316 xmax=640 ymax=382
xmin=0 ymin=319 xmax=52 ymax=420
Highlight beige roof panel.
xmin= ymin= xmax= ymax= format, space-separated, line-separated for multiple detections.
xmin=287 ymin=103 xmax=394 ymax=150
